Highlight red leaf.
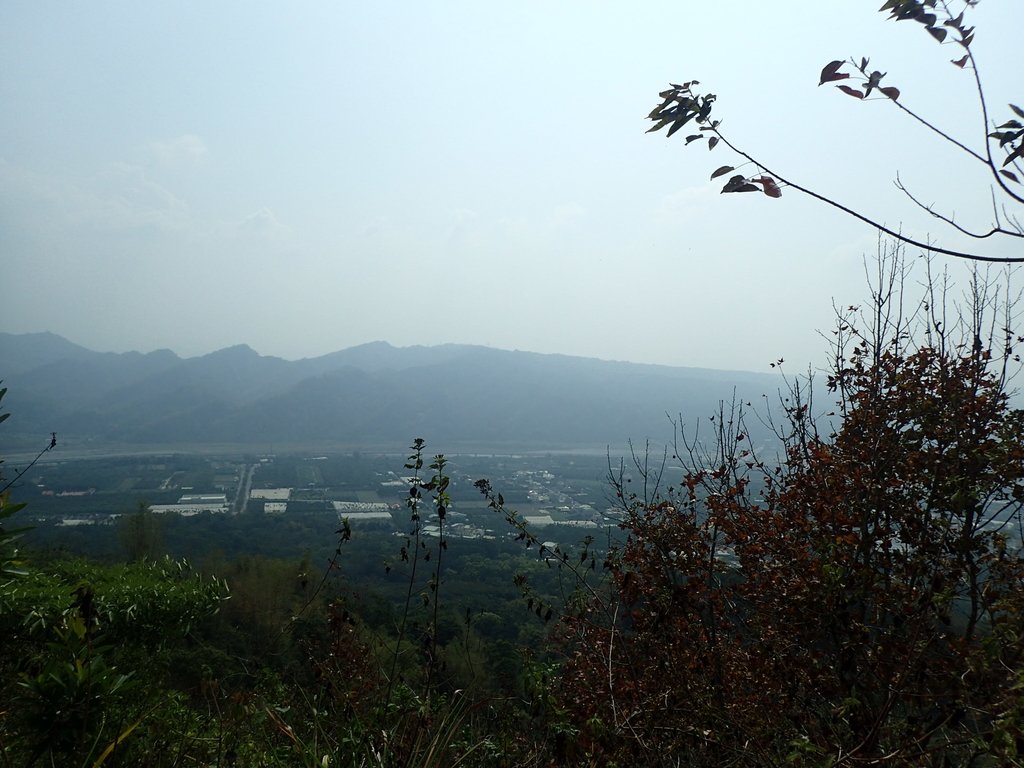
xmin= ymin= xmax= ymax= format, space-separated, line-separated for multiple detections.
xmin=951 ymin=55 xmax=969 ymax=68
xmin=818 ymin=60 xmax=849 ymax=86
xmin=710 ymin=165 xmax=735 ymax=180
xmin=752 ymin=176 xmax=783 ymax=198
xmin=880 ymin=87 xmax=900 ymax=101
xmin=708 ymin=136 xmax=719 ymax=151
xmin=837 ymin=85 xmax=864 ymax=99
xmin=762 ymin=178 xmax=782 ymax=199
xmin=999 ymin=170 xmax=1020 ymax=184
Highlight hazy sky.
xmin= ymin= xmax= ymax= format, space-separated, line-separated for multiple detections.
xmin=2 ymin=2 xmax=1021 ymax=372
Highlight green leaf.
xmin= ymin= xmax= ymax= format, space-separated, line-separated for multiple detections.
xmin=665 ymin=114 xmax=694 ymax=138
xmin=1011 ymin=104 xmax=1024 ymax=120
xmin=708 ymin=136 xmax=719 ymax=150
xmin=92 ymin=715 xmax=146 ymax=767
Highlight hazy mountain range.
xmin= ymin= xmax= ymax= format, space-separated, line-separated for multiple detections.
xmin=1 ymin=332 xmax=785 ymax=450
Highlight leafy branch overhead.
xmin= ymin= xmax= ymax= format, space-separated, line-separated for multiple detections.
xmin=648 ymin=0 xmax=1023 ymax=263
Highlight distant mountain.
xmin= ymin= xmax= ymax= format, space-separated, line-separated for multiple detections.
xmin=0 ymin=333 xmax=785 ymax=450
xmin=0 ymin=332 xmax=100 ymax=375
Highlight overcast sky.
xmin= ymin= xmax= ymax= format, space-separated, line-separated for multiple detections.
xmin=2 ymin=2 xmax=1021 ymax=372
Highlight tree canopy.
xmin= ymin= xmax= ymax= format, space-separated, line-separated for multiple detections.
xmin=534 ymin=249 xmax=1024 ymax=764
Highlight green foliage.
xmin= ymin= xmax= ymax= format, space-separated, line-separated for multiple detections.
xmin=0 ymin=383 xmax=55 ymax=580
xmin=118 ymin=500 xmax=163 ymax=562
xmin=0 ymin=488 xmax=28 ymax=580
xmin=15 ymin=591 xmax=138 ymax=766
xmin=2 ymin=558 xmax=227 ymax=645
xmin=1 ymin=558 xmax=228 ymax=766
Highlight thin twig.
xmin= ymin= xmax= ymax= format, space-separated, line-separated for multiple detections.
xmin=894 ymin=172 xmax=1023 ymax=240
xmin=711 ymin=128 xmax=1024 ymax=263
xmin=0 ymin=433 xmax=57 ymax=495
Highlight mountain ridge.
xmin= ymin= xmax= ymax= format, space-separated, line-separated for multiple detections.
xmin=1 ymin=332 xmax=784 ymax=449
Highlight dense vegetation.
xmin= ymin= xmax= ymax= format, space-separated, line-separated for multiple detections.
xmin=528 ymin=256 xmax=1024 ymax=764
xmin=2 ymin=254 xmax=1024 ymax=766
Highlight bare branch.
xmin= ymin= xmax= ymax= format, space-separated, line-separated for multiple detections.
xmin=873 ymin=70 xmax=987 ymax=165
xmin=959 ymin=21 xmax=1024 ymax=206
xmin=711 ymin=128 xmax=1024 ymax=263
xmin=894 ymin=172 xmax=1024 ymax=240
xmin=0 ymin=432 xmax=57 ymax=496
xmin=649 ymin=3 xmax=1023 ymax=264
